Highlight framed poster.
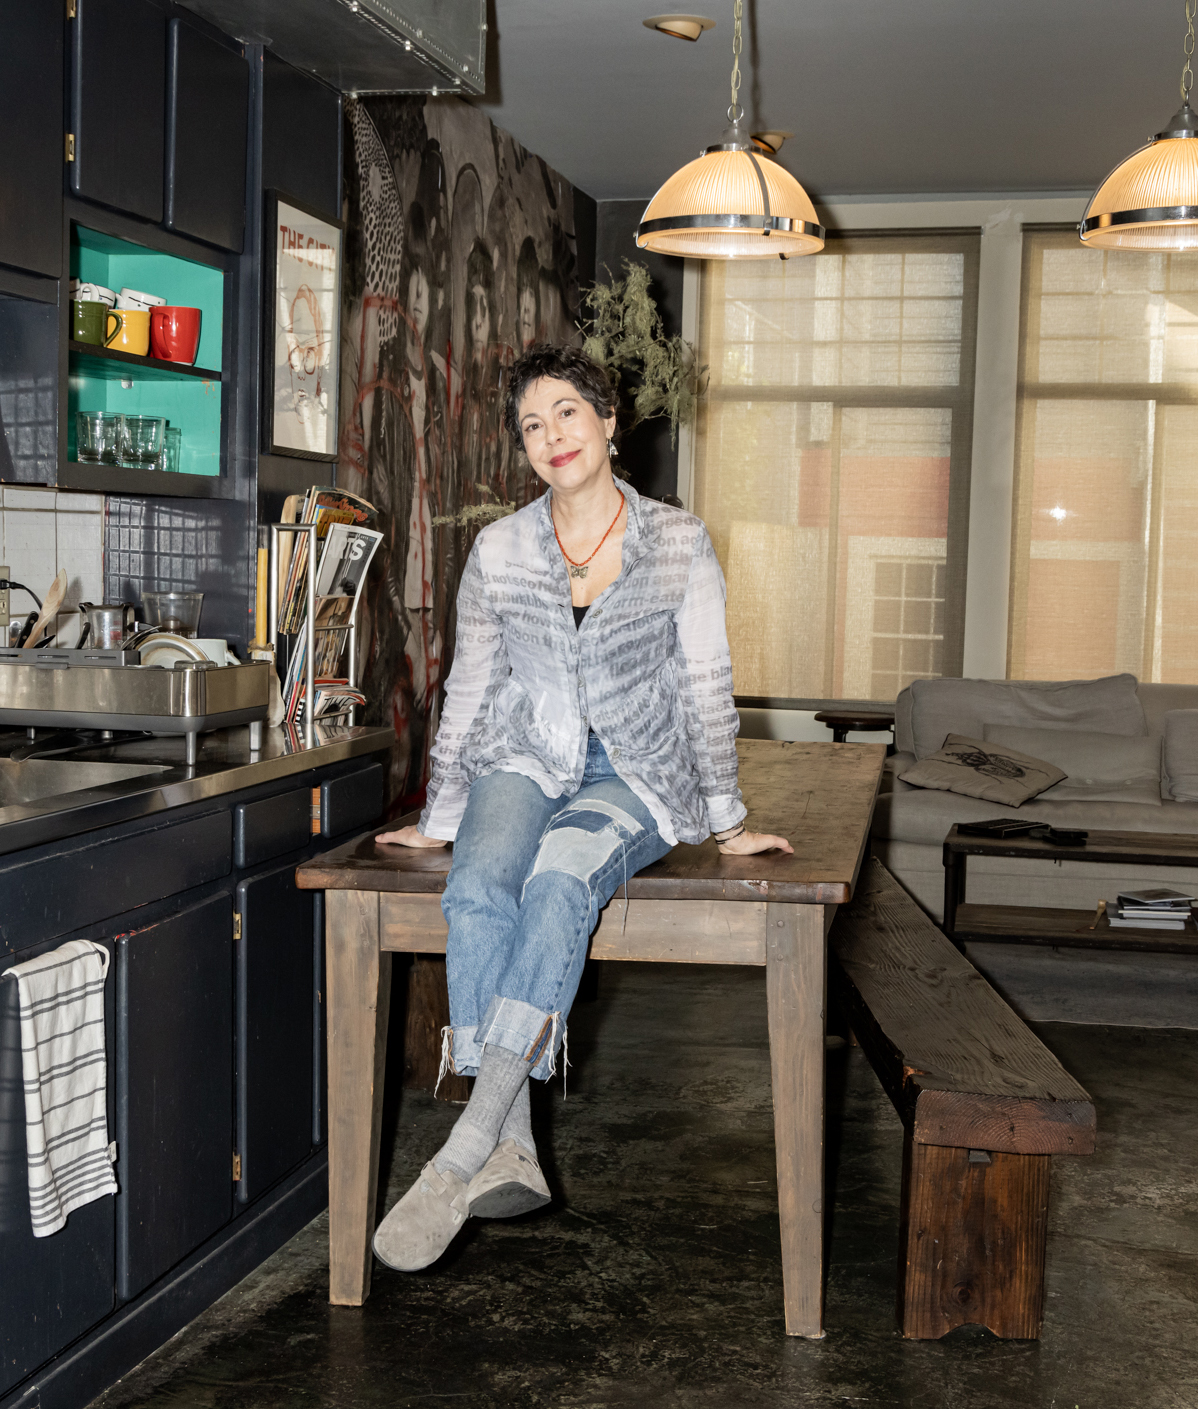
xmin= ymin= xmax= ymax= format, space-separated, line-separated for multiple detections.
xmin=265 ymin=191 xmax=343 ymax=461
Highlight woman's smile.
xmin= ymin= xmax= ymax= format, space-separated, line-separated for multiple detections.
xmin=549 ymin=449 xmax=580 ymax=468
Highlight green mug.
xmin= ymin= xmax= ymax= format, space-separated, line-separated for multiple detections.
xmin=72 ymin=298 xmax=108 ymax=346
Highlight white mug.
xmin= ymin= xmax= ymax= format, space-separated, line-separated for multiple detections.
xmin=117 ymin=286 xmax=166 ymax=311
xmin=71 ymin=280 xmax=117 ymax=307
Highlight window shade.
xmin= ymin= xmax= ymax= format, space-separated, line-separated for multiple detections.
xmin=692 ymin=232 xmax=979 ymax=705
xmin=1009 ymin=230 xmax=1198 ymax=683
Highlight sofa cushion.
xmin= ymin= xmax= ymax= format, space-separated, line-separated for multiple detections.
xmin=908 ymin=674 xmax=1147 ymax=759
xmin=1138 ymin=682 xmax=1198 ymax=739
xmin=1164 ymin=710 xmax=1198 ymax=802
xmin=898 ymin=734 xmax=1065 ymax=806
xmin=983 ymin=724 xmax=1162 ymax=806
xmin=872 ymin=787 xmax=1198 ymax=849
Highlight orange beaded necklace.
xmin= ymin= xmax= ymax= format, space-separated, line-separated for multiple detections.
xmin=551 ymin=488 xmax=626 ymax=580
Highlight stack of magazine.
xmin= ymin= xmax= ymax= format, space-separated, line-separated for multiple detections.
xmin=277 ymin=487 xmax=382 ymax=725
xmin=1106 ymin=888 xmax=1196 ymax=931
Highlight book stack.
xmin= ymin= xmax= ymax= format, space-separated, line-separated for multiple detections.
xmin=1106 ymin=888 xmax=1196 ymax=931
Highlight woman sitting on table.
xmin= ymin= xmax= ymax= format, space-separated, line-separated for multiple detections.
xmin=373 ymin=343 xmax=792 ymax=1271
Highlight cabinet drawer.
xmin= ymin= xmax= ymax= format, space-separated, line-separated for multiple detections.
xmin=234 ymin=788 xmax=311 ymax=869
xmin=320 ymin=764 xmax=384 ymax=838
xmin=0 ymin=811 xmax=232 ymax=956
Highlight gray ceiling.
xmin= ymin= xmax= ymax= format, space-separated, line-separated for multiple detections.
xmin=473 ymin=0 xmax=1188 ymax=202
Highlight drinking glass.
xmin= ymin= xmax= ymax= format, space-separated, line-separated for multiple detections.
xmin=143 ymin=590 xmax=204 ymax=637
xmin=119 ymin=415 xmax=167 ymax=469
xmin=75 ymin=411 xmax=124 ymax=465
xmin=163 ymin=426 xmax=182 ymax=473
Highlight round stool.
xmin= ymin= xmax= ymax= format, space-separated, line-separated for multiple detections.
xmin=814 ymin=710 xmax=896 ymax=754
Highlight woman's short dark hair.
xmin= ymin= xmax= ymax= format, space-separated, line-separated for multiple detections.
xmin=502 ymin=344 xmax=617 ymax=445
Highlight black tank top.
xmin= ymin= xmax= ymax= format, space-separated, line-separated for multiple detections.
xmin=573 ymin=604 xmax=589 ymax=628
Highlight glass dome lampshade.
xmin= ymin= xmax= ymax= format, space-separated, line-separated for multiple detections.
xmin=635 ymin=116 xmax=825 ymax=259
xmin=636 ymin=0 xmax=823 ymax=260
xmin=1080 ymin=104 xmax=1198 ymax=250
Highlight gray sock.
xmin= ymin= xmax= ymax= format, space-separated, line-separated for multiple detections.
xmin=498 ymin=1078 xmax=535 ymax=1155
xmin=433 ymin=1043 xmax=532 ymax=1182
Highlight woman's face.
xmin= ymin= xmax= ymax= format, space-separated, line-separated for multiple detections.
xmin=518 ymin=286 xmax=537 ymax=349
xmin=407 ymin=269 xmax=429 ymax=347
xmin=518 ymin=376 xmax=615 ymax=493
xmin=469 ymin=283 xmax=490 ymax=357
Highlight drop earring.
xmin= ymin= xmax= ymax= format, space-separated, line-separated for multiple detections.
xmin=607 ymin=437 xmax=619 ymax=459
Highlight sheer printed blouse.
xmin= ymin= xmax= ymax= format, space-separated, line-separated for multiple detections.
xmin=418 ymin=479 xmax=746 ymax=847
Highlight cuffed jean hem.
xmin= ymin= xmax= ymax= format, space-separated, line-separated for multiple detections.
xmin=441 ymin=996 xmax=563 ymax=1083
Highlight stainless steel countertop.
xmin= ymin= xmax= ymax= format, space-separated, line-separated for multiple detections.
xmin=0 ymin=723 xmax=395 ymax=858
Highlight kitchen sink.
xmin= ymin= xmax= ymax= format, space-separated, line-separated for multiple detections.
xmin=0 ymin=760 xmax=171 ymax=808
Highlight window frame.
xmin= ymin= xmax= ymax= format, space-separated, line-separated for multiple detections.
xmin=688 ymin=227 xmax=982 ymax=710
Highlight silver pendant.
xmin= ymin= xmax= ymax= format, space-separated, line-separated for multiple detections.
xmin=569 ymin=564 xmax=589 ymax=579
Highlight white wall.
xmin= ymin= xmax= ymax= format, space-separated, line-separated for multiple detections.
xmin=1 ymin=487 xmax=105 ymax=646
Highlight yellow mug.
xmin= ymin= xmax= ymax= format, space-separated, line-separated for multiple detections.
xmin=105 ymin=307 xmax=150 ymax=356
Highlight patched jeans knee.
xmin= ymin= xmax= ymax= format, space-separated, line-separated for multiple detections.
xmin=440 ymin=742 xmax=672 ymax=1081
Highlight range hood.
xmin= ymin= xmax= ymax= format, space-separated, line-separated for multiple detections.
xmin=180 ymin=0 xmax=486 ymax=94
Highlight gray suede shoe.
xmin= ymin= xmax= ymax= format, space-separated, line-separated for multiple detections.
xmin=372 ymin=1161 xmax=470 ymax=1271
xmin=467 ymin=1139 xmax=551 ymax=1219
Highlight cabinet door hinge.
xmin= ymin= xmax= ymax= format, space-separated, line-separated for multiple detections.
xmin=65 ymin=134 xmax=75 ymax=163
xmin=232 ymin=1152 xmax=242 ymax=1181
xmin=67 ymin=0 xmax=76 ymax=17
xmin=233 ymin=912 xmax=242 ymax=940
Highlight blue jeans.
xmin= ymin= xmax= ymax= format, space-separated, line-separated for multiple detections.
xmin=441 ymin=734 xmax=672 ymax=1080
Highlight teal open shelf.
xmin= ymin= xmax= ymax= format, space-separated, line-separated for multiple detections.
xmin=67 ymin=225 xmax=225 ymax=479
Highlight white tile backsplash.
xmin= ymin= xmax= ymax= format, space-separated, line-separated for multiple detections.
xmin=2 ymin=485 xmax=105 ymax=645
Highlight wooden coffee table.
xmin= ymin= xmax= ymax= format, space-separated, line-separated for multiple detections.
xmin=298 ymin=739 xmax=886 ymax=1338
xmin=943 ymin=825 xmax=1198 ymax=956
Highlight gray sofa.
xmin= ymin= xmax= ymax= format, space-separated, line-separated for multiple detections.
xmin=871 ymin=674 xmax=1198 ymax=1027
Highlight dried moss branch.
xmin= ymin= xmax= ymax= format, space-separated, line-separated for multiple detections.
xmin=581 ymin=260 xmax=706 ymax=448
xmin=432 ymin=483 xmax=517 ymax=528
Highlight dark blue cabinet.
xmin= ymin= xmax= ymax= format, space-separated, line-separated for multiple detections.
xmin=70 ymin=0 xmax=166 ymax=223
xmin=115 ymin=893 xmax=234 ymax=1301
xmin=0 ymin=939 xmax=115 ymax=1399
xmin=0 ymin=752 xmax=383 ymax=1408
xmin=164 ymin=18 xmax=249 ymax=252
xmin=0 ymin=0 xmax=64 ymax=279
xmin=235 ymin=862 xmax=315 ymax=1203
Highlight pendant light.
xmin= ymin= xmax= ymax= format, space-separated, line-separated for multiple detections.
xmin=1080 ymin=0 xmax=1198 ymax=250
xmin=635 ymin=0 xmax=824 ymax=259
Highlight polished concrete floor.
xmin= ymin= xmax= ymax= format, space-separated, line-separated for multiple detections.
xmin=92 ymin=962 xmax=1197 ymax=1409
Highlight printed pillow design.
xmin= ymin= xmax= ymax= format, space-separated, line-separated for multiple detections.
xmin=897 ymin=733 xmax=1067 ymax=807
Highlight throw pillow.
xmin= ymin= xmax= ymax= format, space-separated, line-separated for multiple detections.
xmin=898 ymin=733 xmax=1066 ymax=807
xmin=983 ymin=724 xmax=1162 ymax=806
xmin=1163 ymin=710 xmax=1198 ymax=802
xmin=907 ymin=674 xmax=1147 ymax=759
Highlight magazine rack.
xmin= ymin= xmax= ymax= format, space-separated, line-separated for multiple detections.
xmin=268 ymin=522 xmax=360 ymax=749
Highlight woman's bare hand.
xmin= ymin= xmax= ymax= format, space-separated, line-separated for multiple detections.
xmin=376 ymin=824 xmax=447 ymax=848
xmin=717 ymin=829 xmax=794 ymax=856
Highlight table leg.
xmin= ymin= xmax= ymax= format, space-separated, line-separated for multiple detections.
xmin=942 ymin=848 xmax=965 ymax=946
xmin=326 ymin=889 xmax=391 ymax=1307
xmin=766 ymin=900 xmax=827 ymax=1338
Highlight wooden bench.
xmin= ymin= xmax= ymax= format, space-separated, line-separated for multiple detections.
xmin=829 ymin=858 xmax=1096 ymax=1340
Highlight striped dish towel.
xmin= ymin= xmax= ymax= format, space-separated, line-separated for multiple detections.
xmin=2 ymin=939 xmax=117 ymax=1237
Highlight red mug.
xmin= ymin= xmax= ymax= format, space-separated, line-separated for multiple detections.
xmin=150 ymin=305 xmax=201 ymax=364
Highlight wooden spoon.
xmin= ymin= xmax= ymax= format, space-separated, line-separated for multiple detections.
xmin=24 ymin=569 xmax=69 ymax=648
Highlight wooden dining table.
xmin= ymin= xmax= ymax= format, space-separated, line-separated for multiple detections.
xmin=297 ymin=738 xmax=885 ymax=1338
